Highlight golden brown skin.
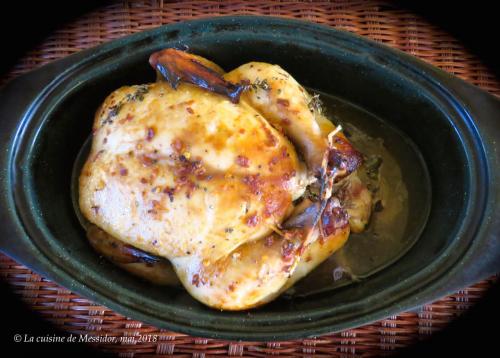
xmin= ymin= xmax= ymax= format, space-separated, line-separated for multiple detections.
xmin=79 ymin=82 xmax=307 ymax=264
xmin=80 ymin=49 xmax=372 ymax=310
xmin=174 ymin=197 xmax=350 ymax=309
xmin=225 ymin=63 xmax=362 ymax=179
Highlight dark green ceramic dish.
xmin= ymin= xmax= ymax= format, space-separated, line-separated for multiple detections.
xmin=0 ymin=17 xmax=498 ymax=340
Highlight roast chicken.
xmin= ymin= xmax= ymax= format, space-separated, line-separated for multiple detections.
xmin=79 ymin=49 xmax=373 ymax=310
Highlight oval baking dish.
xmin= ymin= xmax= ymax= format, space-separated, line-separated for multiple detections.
xmin=0 ymin=17 xmax=498 ymax=340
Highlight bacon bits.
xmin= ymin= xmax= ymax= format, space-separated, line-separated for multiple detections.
xmin=235 ymin=155 xmax=250 ymax=168
xmin=245 ymin=213 xmax=261 ymax=227
xmin=146 ymin=127 xmax=155 ymax=141
xmin=163 ymin=187 xmax=175 ymax=202
xmin=242 ymin=174 xmax=262 ymax=196
xmin=119 ymin=167 xmax=128 ymax=176
xmin=281 ymin=240 xmax=295 ymax=259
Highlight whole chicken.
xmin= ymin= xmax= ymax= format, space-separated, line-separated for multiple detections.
xmin=79 ymin=49 xmax=372 ymax=310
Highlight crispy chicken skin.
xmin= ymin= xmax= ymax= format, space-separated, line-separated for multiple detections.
xmin=80 ymin=49 xmax=372 ymax=310
xmin=80 ymin=81 xmax=306 ymax=263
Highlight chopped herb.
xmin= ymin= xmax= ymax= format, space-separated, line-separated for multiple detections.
xmin=102 ymin=85 xmax=149 ymax=126
xmin=126 ymin=85 xmax=150 ymax=102
xmin=306 ymin=186 xmax=320 ymax=202
xmin=365 ymin=155 xmax=383 ymax=180
xmin=249 ymin=78 xmax=270 ymax=91
xmin=308 ymin=93 xmax=323 ymax=114
xmin=374 ymin=200 xmax=384 ymax=212
xmin=102 ymin=103 xmax=123 ymax=125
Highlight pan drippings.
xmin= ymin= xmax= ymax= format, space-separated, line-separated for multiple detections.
xmin=286 ymin=91 xmax=430 ymax=298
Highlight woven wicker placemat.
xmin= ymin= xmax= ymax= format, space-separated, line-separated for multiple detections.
xmin=1 ymin=1 xmax=498 ymax=356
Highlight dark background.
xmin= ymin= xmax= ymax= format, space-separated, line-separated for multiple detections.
xmin=0 ymin=1 xmax=498 ymax=356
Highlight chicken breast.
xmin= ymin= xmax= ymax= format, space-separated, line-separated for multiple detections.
xmin=80 ymin=82 xmax=308 ymax=265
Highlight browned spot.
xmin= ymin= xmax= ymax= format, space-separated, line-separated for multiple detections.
xmin=281 ymin=240 xmax=295 ymax=260
xmin=228 ymin=282 xmax=236 ymax=292
xmin=235 ymin=155 xmax=250 ymax=168
xmin=321 ymin=199 xmax=349 ymax=236
xmin=149 ymin=49 xmax=244 ymax=103
xmin=186 ymin=107 xmax=194 ymax=114
xmin=245 ymin=213 xmax=261 ymax=227
xmin=281 ymin=117 xmax=291 ymax=126
xmin=149 ymin=200 xmax=163 ymax=215
xmin=119 ymin=113 xmax=134 ymax=124
xmin=242 ymin=174 xmax=262 ymax=195
xmin=163 ymin=187 xmax=175 ymax=202
xmin=92 ymin=150 xmax=104 ymax=163
xmin=140 ymin=154 xmax=158 ymax=167
xmin=192 ymin=274 xmax=200 ymax=287
xmin=265 ymin=236 xmax=274 ymax=247
xmin=269 ymin=155 xmax=280 ymax=167
xmin=263 ymin=192 xmax=289 ymax=218
xmin=257 ymin=121 xmax=278 ymax=147
xmin=282 ymin=170 xmax=296 ymax=181
xmin=175 ymin=157 xmax=206 ymax=179
xmin=183 ymin=180 xmax=197 ymax=199
xmin=328 ymin=135 xmax=363 ymax=180
xmin=239 ymin=128 xmax=246 ymax=134
xmin=146 ymin=127 xmax=155 ymax=141
xmin=171 ymin=138 xmax=184 ymax=153
xmin=170 ymin=149 xmax=207 ymax=200
xmin=277 ymin=98 xmax=290 ymax=107
xmin=140 ymin=177 xmax=148 ymax=184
